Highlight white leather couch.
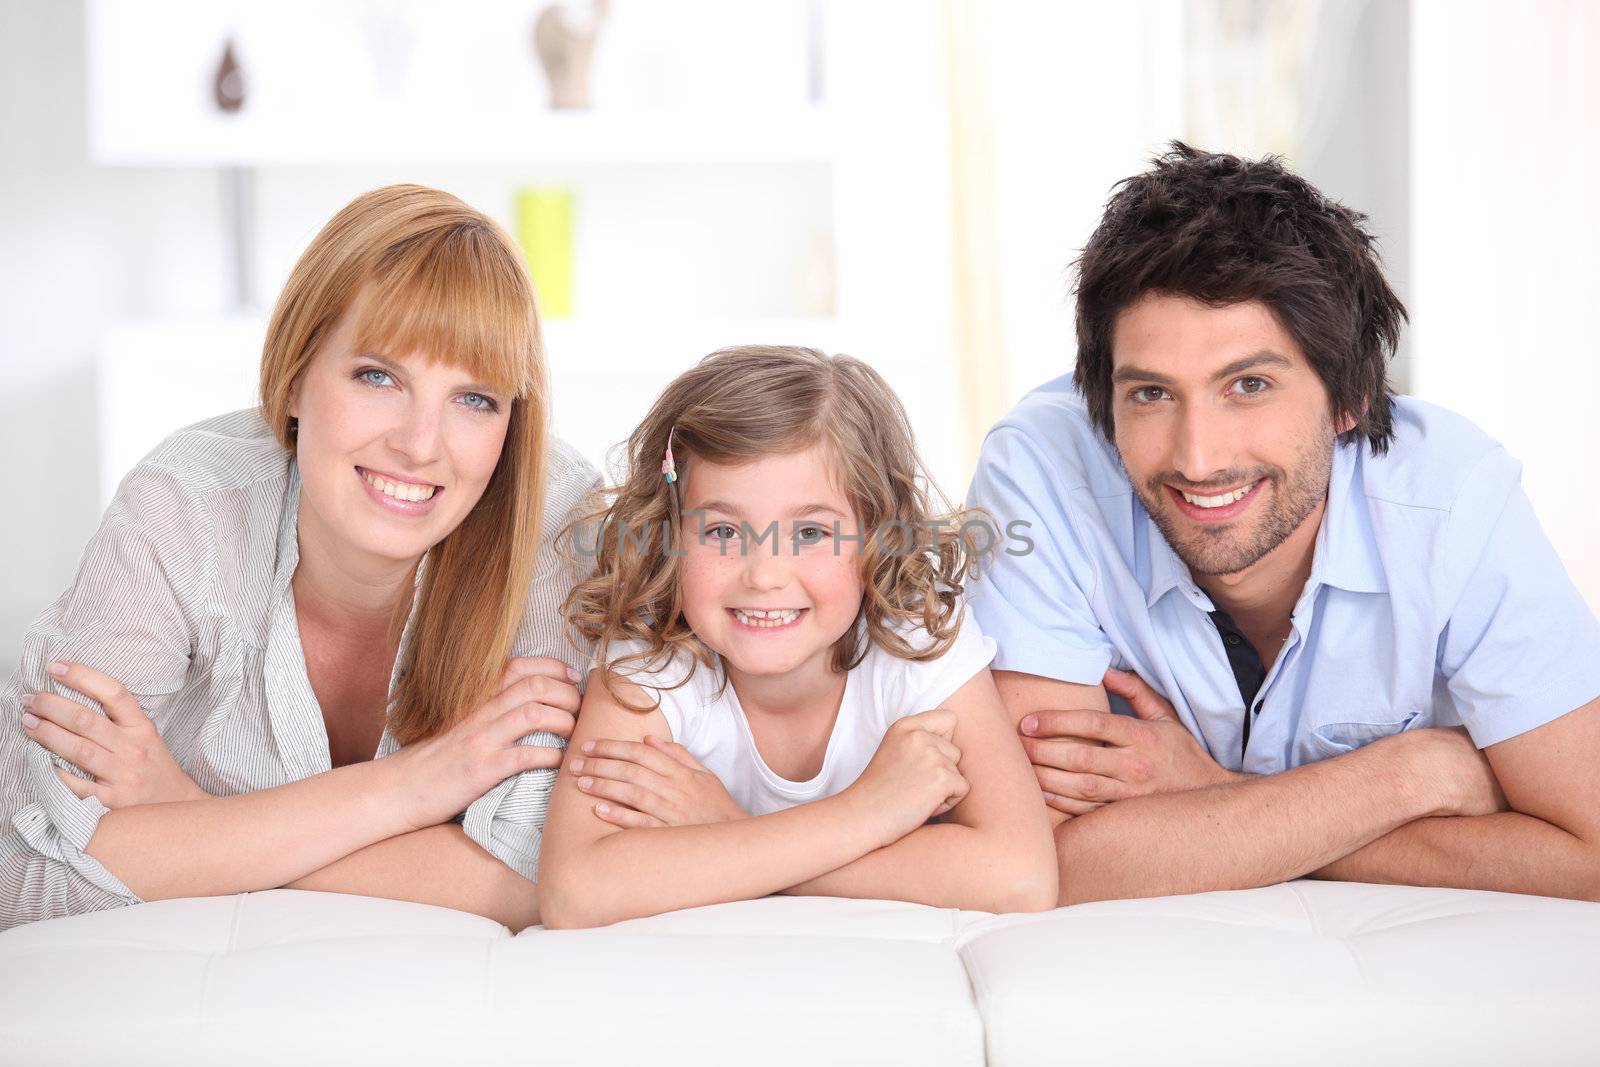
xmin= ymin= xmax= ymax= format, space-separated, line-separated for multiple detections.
xmin=2 ymin=881 xmax=1597 ymax=1065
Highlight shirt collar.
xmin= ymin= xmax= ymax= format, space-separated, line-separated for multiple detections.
xmin=1142 ymin=440 xmax=1387 ymax=608
xmin=1306 ymin=439 xmax=1388 ymax=596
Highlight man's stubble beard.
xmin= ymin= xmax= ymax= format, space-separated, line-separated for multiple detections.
xmin=1133 ymin=414 xmax=1336 ymax=578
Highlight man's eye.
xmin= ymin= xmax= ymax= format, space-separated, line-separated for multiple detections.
xmin=1130 ymin=386 xmax=1167 ymax=404
xmin=1233 ymin=376 xmax=1269 ymax=396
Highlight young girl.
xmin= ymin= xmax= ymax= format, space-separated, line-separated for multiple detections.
xmin=538 ymin=346 xmax=1056 ymax=928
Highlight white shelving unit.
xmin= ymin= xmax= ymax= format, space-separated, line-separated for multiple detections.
xmin=89 ymin=2 xmax=961 ymax=500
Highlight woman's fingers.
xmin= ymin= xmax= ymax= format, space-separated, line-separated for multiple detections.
xmin=23 ymin=691 xmax=118 ymax=751
xmin=570 ymin=755 xmax=668 ymax=793
xmin=52 ymin=765 xmax=100 ymax=800
xmin=506 ymin=743 xmax=563 ymax=776
xmin=42 ymin=662 xmax=147 ymax=728
xmin=642 ymin=735 xmax=708 ymax=771
xmin=497 ymin=662 xmax=583 ymax=713
xmin=579 ymin=737 xmax=681 ymax=778
xmin=496 ymin=701 xmax=577 ymax=744
xmin=22 ymin=712 xmax=113 ymax=779
xmin=593 ymin=802 xmax=663 ymax=830
xmin=574 ymin=772 xmax=668 ymax=819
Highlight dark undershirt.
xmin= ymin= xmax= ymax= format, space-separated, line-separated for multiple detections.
xmin=1209 ymin=608 xmax=1267 ymax=759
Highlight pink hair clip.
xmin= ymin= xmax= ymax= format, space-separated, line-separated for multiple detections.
xmin=662 ymin=426 xmax=678 ymax=485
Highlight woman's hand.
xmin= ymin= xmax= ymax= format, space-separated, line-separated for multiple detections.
xmin=21 ymin=662 xmax=209 ymax=808
xmin=569 ymin=735 xmax=748 ymax=828
xmin=386 ymin=656 xmax=582 ymax=832
xmin=848 ymin=708 xmax=968 ymax=848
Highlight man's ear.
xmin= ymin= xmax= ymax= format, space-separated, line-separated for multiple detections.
xmin=1334 ymin=399 xmax=1368 ymax=437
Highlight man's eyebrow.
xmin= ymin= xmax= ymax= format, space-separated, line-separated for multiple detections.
xmin=1110 ymin=350 xmax=1295 ymax=387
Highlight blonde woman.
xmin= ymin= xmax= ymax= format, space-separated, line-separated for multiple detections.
xmin=538 ymin=346 xmax=1057 ymax=928
xmin=2 ymin=185 xmax=596 ymax=931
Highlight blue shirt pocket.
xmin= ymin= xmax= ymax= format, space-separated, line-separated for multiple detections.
xmin=1306 ymin=711 xmax=1423 ymax=760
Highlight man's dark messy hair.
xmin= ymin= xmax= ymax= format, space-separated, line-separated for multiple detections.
xmin=1073 ymin=142 xmax=1405 ymax=453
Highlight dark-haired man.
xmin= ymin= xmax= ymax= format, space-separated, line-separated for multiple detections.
xmin=968 ymin=144 xmax=1600 ymax=905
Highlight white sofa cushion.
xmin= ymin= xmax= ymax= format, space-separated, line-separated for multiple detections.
xmin=2 ymin=882 xmax=1598 ymax=1065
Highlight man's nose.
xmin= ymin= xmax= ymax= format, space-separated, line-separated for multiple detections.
xmin=1170 ymin=404 xmax=1230 ymax=485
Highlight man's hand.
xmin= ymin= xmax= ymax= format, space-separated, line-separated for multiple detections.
xmin=1019 ymin=668 xmax=1238 ymax=818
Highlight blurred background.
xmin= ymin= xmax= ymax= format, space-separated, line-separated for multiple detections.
xmin=1 ymin=0 xmax=1596 ymax=666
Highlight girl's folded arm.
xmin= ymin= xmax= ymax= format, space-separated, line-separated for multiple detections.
xmin=537 ymin=673 xmax=892 ymax=929
xmin=780 ymin=668 xmax=1059 ymax=912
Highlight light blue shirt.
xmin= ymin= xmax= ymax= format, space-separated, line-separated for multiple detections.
xmin=965 ymin=375 xmax=1600 ymax=774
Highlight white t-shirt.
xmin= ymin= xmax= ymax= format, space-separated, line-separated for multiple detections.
xmin=609 ymin=611 xmax=997 ymax=817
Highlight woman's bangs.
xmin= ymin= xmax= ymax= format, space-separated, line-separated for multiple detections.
xmin=354 ymin=231 xmax=537 ymax=398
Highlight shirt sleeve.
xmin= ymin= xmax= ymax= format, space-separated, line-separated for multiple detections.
xmin=1437 ymin=448 xmax=1600 ymax=747
xmin=963 ymin=426 xmax=1115 ymax=685
xmin=895 ymin=608 xmax=999 ymax=717
xmin=459 ymin=447 xmax=602 ymax=883
xmin=2 ymin=464 xmax=204 ymax=929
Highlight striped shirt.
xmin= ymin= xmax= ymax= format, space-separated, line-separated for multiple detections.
xmin=1 ymin=409 xmax=599 ymax=929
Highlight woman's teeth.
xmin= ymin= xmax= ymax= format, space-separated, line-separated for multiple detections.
xmin=362 ymin=469 xmax=437 ymax=503
xmin=733 ymin=608 xmax=802 ymax=628
xmin=1181 ymin=481 xmax=1257 ymax=509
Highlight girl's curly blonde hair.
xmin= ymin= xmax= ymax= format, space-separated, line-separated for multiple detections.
xmin=562 ymin=345 xmax=993 ymax=707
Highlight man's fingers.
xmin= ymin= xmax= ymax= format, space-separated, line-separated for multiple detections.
xmin=1023 ymin=736 xmax=1123 ymax=778
xmin=53 ymin=765 xmax=99 ymax=800
xmin=593 ymin=802 xmax=663 ymax=830
xmin=1042 ymin=791 xmax=1103 ymax=817
xmin=1035 ymin=765 xmax=1130 ymax=804
xmin=1021 ymin=708 xmax=1132 ymax=746
xmin=1103 ymin=668 xmax=1179 ymax=722
xmin=41 ymin=662 xmax=147 ymax=728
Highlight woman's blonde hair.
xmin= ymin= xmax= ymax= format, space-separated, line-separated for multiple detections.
xmin=564 ymin=345 xmax=990 ymax=705
xmin=260 ymin=184 xmax=547 ymax=744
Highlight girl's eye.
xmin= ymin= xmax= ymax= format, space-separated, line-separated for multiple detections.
xmin=459 ymin=392 xmax=499 ymax=414
xmin=705 ymin=522 xmax=739 ymax=542
xmin=1129 ymin=385 xmax=1168 ymax=404
xmin=356 ymin=368 xmax=393 ymax=388
xmin=1232 ymin=376 xmax=1270 ymax=396
xmin=794 ymin=523 xmax=830 ymax=546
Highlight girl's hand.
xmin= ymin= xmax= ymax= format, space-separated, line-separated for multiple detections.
xmin=21 ymin=662 xmax=209 ymax=808
xmin=387 ymin=656 xmax=581 ymax=832
xmin=849 ymin=708 xmax=968 ymax=847
xmin=569 ymin=735 xmax=749 ymax=828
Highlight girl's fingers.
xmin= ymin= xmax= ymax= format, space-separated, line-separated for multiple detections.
xmin=42 ymin=662 xmax=147 ymax=728
xmin=593 ymin=802 xmax=663 ymax=830
xmin=22 ymin=714 xmax=113 ymax=779
xmin=25 ymin=691 xmax=119 ymax=751
xmin=904 ymin=707 xmax=958 ymax=740
xmin=53 ymin=765 xmax=99 ymax=800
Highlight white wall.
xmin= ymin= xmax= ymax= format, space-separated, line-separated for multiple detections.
xmin=0 ymin=0 xmax=226 ymax=667
xmin=1410 ymin=0 xmax=1600 ymax=612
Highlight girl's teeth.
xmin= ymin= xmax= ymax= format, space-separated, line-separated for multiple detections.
xmin=1181 ymin=482 xmax=1255 ymax=509
xmin=363 ymin=469 xmax=436 ymax=502
xmin=734 ymin=609 xmax=801 ymax=628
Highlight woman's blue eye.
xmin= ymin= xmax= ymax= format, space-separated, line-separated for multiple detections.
xmin=460 ymin=392 xmax=498 ymax=413
xmin=357 ymin=368 xmax=392 ymax=387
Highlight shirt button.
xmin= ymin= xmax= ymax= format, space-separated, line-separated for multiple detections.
xmin=1225 ymin=634 xmax=1241 ymax=647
